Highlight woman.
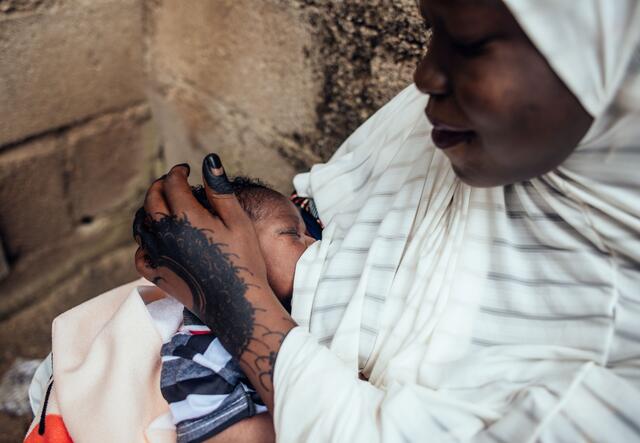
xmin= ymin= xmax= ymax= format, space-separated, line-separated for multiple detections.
xmin=134 ymin=0 xmax=640 ymax=440
xmin=29 ymin=0 xmax=640 ymax=441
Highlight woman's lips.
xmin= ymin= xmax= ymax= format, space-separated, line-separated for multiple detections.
xmin=426 ymin=112 xmax=475 ymax=149
xmin=431 ymin=127 xmax=475 ymax=150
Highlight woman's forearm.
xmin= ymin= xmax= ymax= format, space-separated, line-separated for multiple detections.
xmin=204 ymin=413 xmax=275 ymax=443
xmin=228 ymin=287 xmax=296 ymax=411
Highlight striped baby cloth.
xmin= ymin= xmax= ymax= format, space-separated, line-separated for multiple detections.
xmin=160 ymin=309 xmax=267 ymax=443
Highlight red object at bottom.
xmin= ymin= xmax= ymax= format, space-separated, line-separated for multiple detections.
xmin=24 ymin=415 xmax=72 ymax=443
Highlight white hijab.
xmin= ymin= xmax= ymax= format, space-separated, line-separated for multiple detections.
xmin=282 ymin=1 xmax=640 ymax=439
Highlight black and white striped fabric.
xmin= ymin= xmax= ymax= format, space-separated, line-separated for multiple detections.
xmin=160 ymin=310 xmax=267 ymax=443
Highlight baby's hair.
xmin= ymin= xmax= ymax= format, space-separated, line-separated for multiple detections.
xmin=191 ymin=176 xmax=285 ymax=222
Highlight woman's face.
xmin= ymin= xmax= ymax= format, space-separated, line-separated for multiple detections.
xmin=414 ymin=0 xmax=593 ymax=187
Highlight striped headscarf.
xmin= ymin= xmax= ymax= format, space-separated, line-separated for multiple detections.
xmin=278 ymin=1 xmax=640 ymax=441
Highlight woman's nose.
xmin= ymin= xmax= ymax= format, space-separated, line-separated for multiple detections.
xmin=413 ymin=49 xmax=449 ymax=97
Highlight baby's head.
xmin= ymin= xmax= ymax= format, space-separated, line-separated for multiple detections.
xmin=193 ymin=178 xmax=315 ymax=309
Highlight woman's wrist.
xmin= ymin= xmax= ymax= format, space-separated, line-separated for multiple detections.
xmin=235 ymin=288 xmax=296 ymax=412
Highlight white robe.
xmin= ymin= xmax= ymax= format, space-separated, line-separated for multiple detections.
xmin=274 ymin=1 xmax=640 ymax=441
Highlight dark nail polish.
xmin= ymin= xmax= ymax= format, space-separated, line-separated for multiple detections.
xmin=205 ymin=153 xmax=223 ymax=169
xmin=202 ymin=155 xmax=234 ymax=194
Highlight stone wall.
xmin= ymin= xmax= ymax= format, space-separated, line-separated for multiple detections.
xmin=145 ymin=0 xmax=426 ymax=191
xmin=0 ymin=0 xmax=425 ymax=439
xmin=0 ymin=0 xmax=161 ymax=438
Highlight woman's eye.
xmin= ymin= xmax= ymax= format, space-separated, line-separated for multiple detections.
xmin=451 ymin=36 xmax=493 ymax=56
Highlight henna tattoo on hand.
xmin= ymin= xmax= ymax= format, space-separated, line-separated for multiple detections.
xmin=141 ymin=213 xmax=257 ymax=359
xmin=242 ymin=317 xmax=297 ymax=391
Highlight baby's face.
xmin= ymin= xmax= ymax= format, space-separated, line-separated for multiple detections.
xmin=253 ymin=196 xmax=316 ymax=307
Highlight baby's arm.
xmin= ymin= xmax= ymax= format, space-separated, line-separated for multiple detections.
xmin=204 ymin=413 xmax=275 ymax=443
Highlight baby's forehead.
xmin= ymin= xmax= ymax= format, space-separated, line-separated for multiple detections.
xmin=259 ymin=198 xmax=302 ymax=225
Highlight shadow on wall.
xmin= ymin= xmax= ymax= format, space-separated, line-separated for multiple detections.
xmin=0 ymin=0 xmax=425 ymax=440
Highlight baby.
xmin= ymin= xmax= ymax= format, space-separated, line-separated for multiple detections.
xmin=160 ymin=177 xmax=319 ymax=443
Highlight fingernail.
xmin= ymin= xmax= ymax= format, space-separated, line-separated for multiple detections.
xmin=206 ymin=153 xmax=222 ymax=169
xmin=176 ymin=163 xmax=191 ymax=175
xmin=205 ymin=154 xmax=225 ymax=176
xmin=203 ymin=154 xmax=234 ymax=194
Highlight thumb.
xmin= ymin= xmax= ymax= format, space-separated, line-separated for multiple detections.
xmin=202 ymin=153 xmax=246 ymax=225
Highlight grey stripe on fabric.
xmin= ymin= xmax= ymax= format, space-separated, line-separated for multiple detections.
xmin=312 ymin=302 xmax=350 ymax=313
xmin=318 ymin=274 xmax=361 ymax=282
xmin=619 ymin=294 xmax=640 ymax=307
xmin=313 ymin=155 xmax=372 ymax=192
xmin=360 ymin=324 xmax=378 ymax=335
xmin=478 ymin=306 xmax=611 ymax=322
xmin=473 ymin=236 xmax=580 ymax=253
xmin=377 ymin=234 xmax=408 ymax=241
xmin=429 ymin=414 xmax=452 ymax=435
xmin=487 ymin=271 xmax=611 ymax=289
xmin=352 ymin=169 xmax=374 ymax=193
xmin=471 ymin=337 xmax=503 ymax=347
xmin=370 ymin=264 xmax=397 ymax=272
xmin=365 ymin=292 xmax=386 ymax=303
xmin=338 ymin=203 xmax=419 ymax=218
xmin=616 ymin=329 xmax=640 ymax=343
xmin=583 ymin=383 xmax=640 ymax=436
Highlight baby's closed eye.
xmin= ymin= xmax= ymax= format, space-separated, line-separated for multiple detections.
xmin=278 ymin=227 xmax=301 ymax=237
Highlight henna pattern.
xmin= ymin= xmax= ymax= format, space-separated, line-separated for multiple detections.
xmin=244 ymin=317 xmax=297 ymax=391
xmin=142 ymin=213 xmax=257 ymax=359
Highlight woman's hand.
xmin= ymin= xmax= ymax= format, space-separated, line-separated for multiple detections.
xmin=133 ymin=154 xmax=296 ymax=409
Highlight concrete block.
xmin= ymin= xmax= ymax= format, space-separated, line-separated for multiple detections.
xmin=147 ymin=0 xmax=320 ymax=138
xmin=0 ymin=0 xmax=145 ymax=145
xmin=66 ymin=105 xmax=157 ymax=221
xmin=0 ymin=136 xmax=72 ymax=259
xmin=0 ymin=212 xmax=136 ymax=319
xmin=147 ymin=88 xmax=300 ymax=195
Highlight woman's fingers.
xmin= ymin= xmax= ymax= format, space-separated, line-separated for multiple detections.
xmin=133 ymin=207 xmax=160 ymax=257
xmin=134 ymin=247 xmax=196 ymax=311
xmin=202 ymin=154 xmax=247 ymax=226
xmin=144 ymin=176 xmax=170 ymax=221
xmin=163 ymin=163 xmax=201 ymax=217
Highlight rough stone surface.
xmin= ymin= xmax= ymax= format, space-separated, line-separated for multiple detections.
xmin=0 ymin=136 xmax=72 ymax=261
xmin=0 ymin=0 xmax=53 ymax=15
xmin=290 ymin=0 xmax=428 ymax=160
xmin=0 ymin=105 xmax=158 ymax=264
xmin=0 ymin=0 xmax=145 ymax=145
xmin=146 ymin=0 xmax=320 ymax=193
xmin=145 ymin=0 xmax=426 ymax=192
xmin=67 ymin=104 xmax=158 ymax=221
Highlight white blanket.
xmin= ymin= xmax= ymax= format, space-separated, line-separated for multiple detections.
xmin=274 ymin=1 xmax=640 ymax=441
